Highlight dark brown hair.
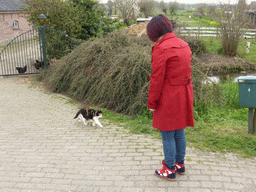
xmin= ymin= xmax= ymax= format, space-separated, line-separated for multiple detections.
xmin=146 ymin=14 xmax=173 ymax=42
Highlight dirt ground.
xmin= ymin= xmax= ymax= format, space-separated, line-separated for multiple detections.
xmin=196 ymin=54 xmax=255 ymax=74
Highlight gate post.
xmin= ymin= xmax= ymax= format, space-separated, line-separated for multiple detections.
xmin=38 ymin=14 xmax=47 ymax=69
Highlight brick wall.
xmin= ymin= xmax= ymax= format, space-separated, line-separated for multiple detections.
xmin=0 ymin=12 xmax=32 ymax=41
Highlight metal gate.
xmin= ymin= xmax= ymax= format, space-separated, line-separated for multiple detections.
xmin=0 ymin=29 xmax=42 ymax=76
xmin=0 ymin=28 xmax=80 ymax=76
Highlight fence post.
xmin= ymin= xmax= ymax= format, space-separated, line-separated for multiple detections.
xmin=38 ymin=14 xmax=47 ymax=68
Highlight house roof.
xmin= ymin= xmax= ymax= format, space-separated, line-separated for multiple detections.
xmin=0 ymin=0 xmax=26 ymax=12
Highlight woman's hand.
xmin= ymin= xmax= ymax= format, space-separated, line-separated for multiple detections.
xmin=149 ymin=109 xmax=156 ymax=112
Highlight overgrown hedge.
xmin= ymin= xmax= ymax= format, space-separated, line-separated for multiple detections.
xmin=39 ymin=31 xmax=222 ymax=117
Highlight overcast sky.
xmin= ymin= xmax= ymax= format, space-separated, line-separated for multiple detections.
xmin=97 ymin=0 xmax=252 ymax=5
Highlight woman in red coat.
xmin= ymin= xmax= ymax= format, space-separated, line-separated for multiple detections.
xmin=146 ymin=14 xmax=195 ymax=181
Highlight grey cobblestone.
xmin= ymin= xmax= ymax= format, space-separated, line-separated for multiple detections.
xmin=0 ymin=76 xmax=256 ymax=192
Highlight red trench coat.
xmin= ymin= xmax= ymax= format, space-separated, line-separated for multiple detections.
xmin=147 ymin=33 xmax=195 ymax=131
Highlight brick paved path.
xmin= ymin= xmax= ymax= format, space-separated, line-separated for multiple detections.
xmin=0 ymin=76 xmax=256 ymax=192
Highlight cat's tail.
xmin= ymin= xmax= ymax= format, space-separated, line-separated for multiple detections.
xmin=74 ymin=109 xmax=82 ymax=119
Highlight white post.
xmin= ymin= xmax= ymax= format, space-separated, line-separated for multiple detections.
xmin=246 ymin=42 xmax=251 ymax=54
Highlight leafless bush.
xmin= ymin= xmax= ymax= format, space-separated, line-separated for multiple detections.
xmin=213 ymin=0 xmax=249 ymax=56
xmin=112 ymin=0 xmax=140 ymax=22
xmin=137 ymin=0 xmax=156 ymax=18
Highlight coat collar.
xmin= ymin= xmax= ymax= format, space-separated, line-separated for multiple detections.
xmin=154 ymin=32 xmax=176 ymax=46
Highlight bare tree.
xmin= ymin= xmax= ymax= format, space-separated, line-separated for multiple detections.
xmin=207 ymin=5 xmax=217 ymax=17
xmin=250 ymin=1 xmax=256 ymax=9
xmin=137 ymin=0 xmax=155 ymax=18
xmin=213 ymin=0 xmax=249 ymax=56
xmin=179 ymin=3 xmax=185 ymax=10
xmin=159 ymin=0 xmax=167 ymax=14
xmin=196 ymin=3 xmax=208 ymax=18
xmin=113 ymin=0 xmax=140 ymax=23
xmin=107 ymin=0 xmax=114 ymax=16
xmin=169 ymin=1 xmax=179 ymax=17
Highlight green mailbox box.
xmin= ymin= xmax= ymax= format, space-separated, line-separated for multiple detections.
xmin=238 ymin=76 xmax=256 ymax=134
xmin=238 ymin=76 xmax=256 ymax=108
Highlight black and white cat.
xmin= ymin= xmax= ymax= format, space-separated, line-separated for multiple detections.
xmin=74 ymin=108 xmax=103 ymax=127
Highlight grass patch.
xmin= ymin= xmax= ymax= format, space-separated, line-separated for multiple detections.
xmin=28 ymin=81 xmax=39 ymax=88
xmin=101 ymin=108 xmax=159 ymax=137
xmin=102 ymin=105 xmax=255 ymax=158
xmin=188 ymin=81 xmax=256 ymax=158
xmin=99 ymin=80 xmax=256 ymax=158
xmin=187 ymin=119 xmax=256 ymax=158
xmin=203 ymin=37 xmax=222 ymax=54
xmin=65 ymin=99 xmax=76 ymax=105
xmin=238 ymin=40 xmax=256 ymax=63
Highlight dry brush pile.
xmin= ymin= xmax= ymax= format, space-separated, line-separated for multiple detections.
xmin=125 ymin=22 xmax=148 ymax=35
xmin=39 ymin=31 xmax=222 ymax=116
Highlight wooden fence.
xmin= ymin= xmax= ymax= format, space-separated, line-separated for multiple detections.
xmin=179 ymin=27 xmax=256 ymax=39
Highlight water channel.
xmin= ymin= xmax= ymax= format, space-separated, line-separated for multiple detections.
xmin=206 ymin=71 xmax=256 ymax=83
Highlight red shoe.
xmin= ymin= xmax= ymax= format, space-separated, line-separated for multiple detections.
xmin=175 ymin=160 xmax=185 ymax=175
xmin=155 ymin=160 xmax=176 ymax=181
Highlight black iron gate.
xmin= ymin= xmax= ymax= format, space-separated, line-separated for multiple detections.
xmin=0 ymin=28 xmax=79 ymax=76
xmin=0 ymin=29 xmax=42 ymax=76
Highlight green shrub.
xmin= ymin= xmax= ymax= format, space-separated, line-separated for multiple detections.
xmin=217 ymin=47 xmax=224 ymax=55
xmin=39 ymin=31 xmax=152 ymax=115
xmin=177 ymin=34 xmax=207 ymax=55
xmin=39 ymin=31 xmax=223 ymax=117
xmin=220 ymin=81 xmax=240 ymax=109
xmin=187 ymin=39 xmax=207 ymax=55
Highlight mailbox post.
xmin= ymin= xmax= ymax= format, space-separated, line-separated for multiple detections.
xmin=238 ymin=76 xmax=256 ymax=134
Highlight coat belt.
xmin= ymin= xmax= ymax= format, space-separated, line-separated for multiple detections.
xmin=167 ymin=76 xmax=192 ymax=85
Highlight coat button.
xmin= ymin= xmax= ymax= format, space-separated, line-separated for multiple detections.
xmin=181 ymin=44 xmax=183 ymax=47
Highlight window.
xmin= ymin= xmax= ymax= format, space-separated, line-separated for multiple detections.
xmin=13 ymin=21 xmax=19 ymax=29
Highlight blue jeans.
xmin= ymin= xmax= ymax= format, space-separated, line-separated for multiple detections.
xmin=160 ymin=129 xmax=186 ymax=168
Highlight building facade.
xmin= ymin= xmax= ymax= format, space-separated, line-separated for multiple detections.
xmin=0 ymin=0 xmax=32 ymax=42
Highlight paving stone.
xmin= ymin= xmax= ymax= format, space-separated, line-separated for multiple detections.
xmin=122 ymin=188 xmax=144 ymax=192
xmin=144 ymin=188 xmax=167 ymax=192
xmin=231 ymin=177 xmax=254 ymax=184
xmin=178 ymin=181 xmax=201 ymax=188
xmin=0 ymin=182 xmax=16 ymax=188
xmin=0 ymin=76 xmax=256 ymax=192
xmin=201 ymin=181 xmax=223 ymax=188
xmin=167 ymin=188 xmax=189 ymax=192
xmin=211 ymin=175 xmax=232 ymax=182
xmin=223 ymin=182 xmax=246 ymax=190
xmin=189 ymin=175 xmax=211 ymax=181
xmin=188 ymin=188 xmax=211 ymax=192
